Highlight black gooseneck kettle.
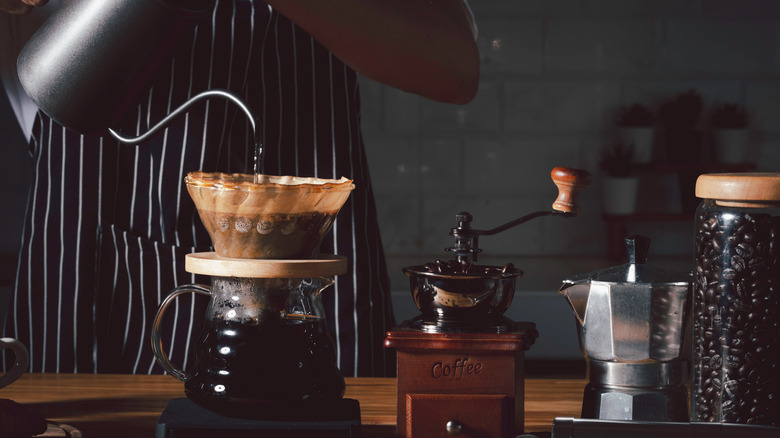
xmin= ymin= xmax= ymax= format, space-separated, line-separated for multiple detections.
xmin=16 ymin=0 xmax=261 ymax=170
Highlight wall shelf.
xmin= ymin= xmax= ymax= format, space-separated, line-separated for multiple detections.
xmin=628 ymin=162 xmax=757 ymax=173
xmin=602 ymin=162 xmax=756 ymax=259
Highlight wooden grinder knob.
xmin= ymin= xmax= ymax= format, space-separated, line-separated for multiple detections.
xmin=551 ymin=167 xmax=592 ymax=213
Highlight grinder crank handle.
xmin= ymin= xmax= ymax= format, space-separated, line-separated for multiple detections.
xmin=551 ymin=167 xmax=592 ymax=213
xmin=451 ymin=166 xmax=592 ymax=238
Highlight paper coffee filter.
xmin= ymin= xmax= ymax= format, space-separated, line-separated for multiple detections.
xmin=186 ymin=172 xmax=354 ymax=215
xmin=185 ymin=171 xmax=354 ymax=259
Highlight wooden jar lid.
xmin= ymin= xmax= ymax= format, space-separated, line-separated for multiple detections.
xmin=695 ymin=173 xmax=780 ymax=207
xmin=185 ymin=252 xmax=347 ymax=278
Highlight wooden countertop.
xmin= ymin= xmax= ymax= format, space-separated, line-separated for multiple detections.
xmin=1 ymin=374 xmax=586 ymax=437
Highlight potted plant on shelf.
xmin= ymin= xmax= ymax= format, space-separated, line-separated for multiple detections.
xmin=658 ymin=89 xmax=704 ymax=213
xmin=600 ymin=141 xmax=639 ymax=215
xmin=659 ymin=89 xmax=703 ymax=163
xmin=710 ymin=102 xmax=749 ymax=164
xmin=616 ymin=103 xmax=656 ymax=163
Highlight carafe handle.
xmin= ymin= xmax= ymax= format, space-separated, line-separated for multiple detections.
xmin=0 ymin=338 xmax=28 ymax=388
xmin=151 ymin=284 xmax=211 ymax=381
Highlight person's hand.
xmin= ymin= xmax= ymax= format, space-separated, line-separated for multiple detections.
xmin=0 ymin=0 xmax=47 ymax=14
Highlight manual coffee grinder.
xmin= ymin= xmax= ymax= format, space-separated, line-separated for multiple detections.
xmin=153 ymin=172 xmax=361 ymax=437
xmin=558 ymin=235 xmax=692 ymax=422
xmin=385 ymin=167 xmax=591 ymax=438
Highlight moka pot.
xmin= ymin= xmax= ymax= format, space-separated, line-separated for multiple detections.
xmin=558 ymin=235 xmax=692 ymax=422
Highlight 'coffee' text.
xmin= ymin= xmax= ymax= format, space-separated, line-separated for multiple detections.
xmin=431 ymin=357 xmax=482 ymax=381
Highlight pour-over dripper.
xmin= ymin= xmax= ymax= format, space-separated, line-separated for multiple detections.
xmin=186 ymin=172 xmax=354 ymax=259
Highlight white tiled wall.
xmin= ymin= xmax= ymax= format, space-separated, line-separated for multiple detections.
xmin=362 ymin=1 xmax=780 ymax=358
xmin=362 ymin=0 xmax=780 ymax=260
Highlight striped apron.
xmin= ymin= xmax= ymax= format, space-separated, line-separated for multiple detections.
xmin=4 ymin=0 xmax=394 ymax=377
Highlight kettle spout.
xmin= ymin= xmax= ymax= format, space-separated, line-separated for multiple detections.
xmin=558 ymin=281 xmax=591 ymax=326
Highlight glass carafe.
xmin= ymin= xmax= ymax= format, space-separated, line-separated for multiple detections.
xmin=152 ymin=275 xmax=344 ymax=415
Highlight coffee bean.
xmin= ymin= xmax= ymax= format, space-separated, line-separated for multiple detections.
xmin=749 ymin=257 xmax=766 ymax=269
xmin=731 ymin=255 xmax=747 ymax=272
xmin=710 ymin=354 xmax=722 ymax=367
xmin=421 ymin=258 xmax=518 ymax=276
xmin=736 ymin=242 xmax=754 ymax=258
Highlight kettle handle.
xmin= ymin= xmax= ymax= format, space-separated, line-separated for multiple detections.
xmin=151 ymin=284 xmax=212 ymax=381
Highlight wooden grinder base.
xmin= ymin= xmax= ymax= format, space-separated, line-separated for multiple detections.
xmin=385 ymin=320 xmax=538 ymax=438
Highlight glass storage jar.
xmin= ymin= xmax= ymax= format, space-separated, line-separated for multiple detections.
xmin=692 ymin=173 xmax=780 ymax=425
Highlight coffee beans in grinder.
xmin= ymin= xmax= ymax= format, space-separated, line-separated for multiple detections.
xmin=693 ymin=173 xmax=780 ymax=425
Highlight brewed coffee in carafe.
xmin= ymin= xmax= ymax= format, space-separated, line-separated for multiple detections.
xmin=185 ymin=276 xmax=344 ymax=410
